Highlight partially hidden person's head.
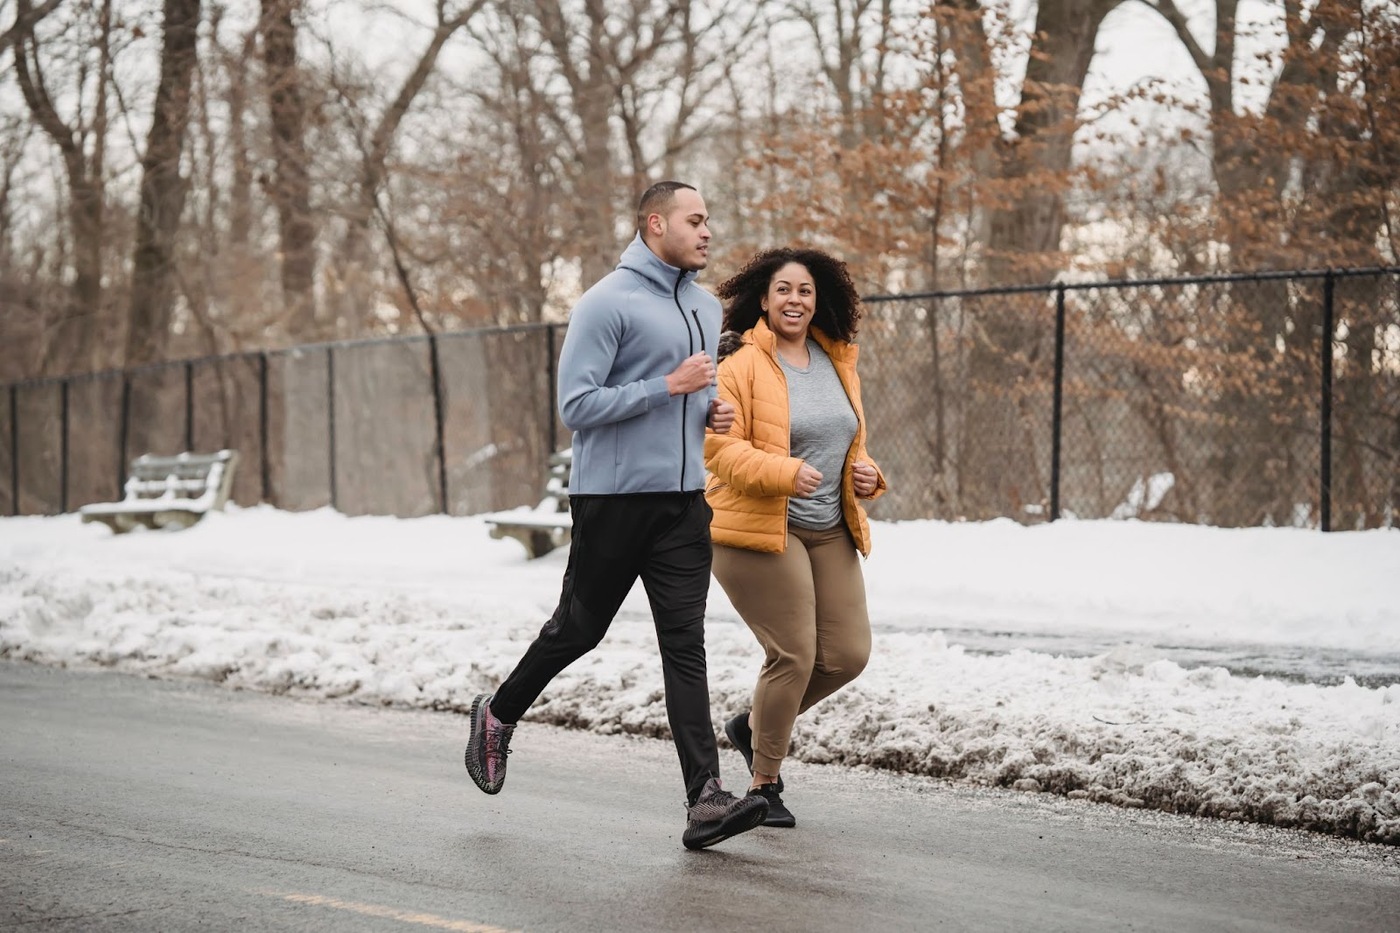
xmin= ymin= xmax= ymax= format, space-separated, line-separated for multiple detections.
xmin=637 ymin=181 xmax=711 ymax=272
xmin=716 ymin=247 xmax=861 ymax=344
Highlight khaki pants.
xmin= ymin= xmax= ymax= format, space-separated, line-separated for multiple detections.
xmin=712 ymin=523 xmax=870 ymax=776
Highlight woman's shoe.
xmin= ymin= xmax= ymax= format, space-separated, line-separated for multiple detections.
xmin=724 ymin=711 xmax=784 ymax=793
xmin=752 ymin=782 xmax=796 ymax=828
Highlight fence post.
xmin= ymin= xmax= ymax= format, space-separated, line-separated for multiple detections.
xmin=1320 ymin=270 xmax=1335 ymax=532
xmin=428 ymin=334 xmax=449 ymax=514
xmin=1050 ymin=285 xmax=1067 ymax=522
xmin=60 ymin=380 xmax=69 ymax=514
xmin=327 ymin=346 xmax=338 ymax=511
xmin=118 ymin=374 xmax=132 ymax=495
xmin=259 ymin=352 xmax=271 ymax=505
xmin=546 ymin=324 xmax=558 ymax=455
xmin=9 ymin=384 xmax=17 ymax=516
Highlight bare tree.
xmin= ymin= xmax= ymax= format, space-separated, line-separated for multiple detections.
xmin=10 ymin=0 xmax=114 ymax=375
xmin=443 ymin=4 xmax=563 ymax=323
xmin=1139 ymin=0 xmax=1400 ymax=525
xmin=167 ymin=2 xmax=275 ymax=360
xmin=329 ymin=0 xmax=489 ymax=333
xmin=785 ymin=0 xmax=896 ymax=147
xmin=125 ymin=0 xmax=202 ymax=367
xmin=529 ymin=0 xmax=641 ymax=284
xmin=0 ymin=115 xmax=32 ymax=270
xmin=521 ymin=0 xmax=746 ymax=284
xmin=0 ymin=0 xmax=61 ymax=48
xmin=259 ymin=0 xmax=317 ymax=337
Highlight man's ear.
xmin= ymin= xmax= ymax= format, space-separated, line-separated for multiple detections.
xmin=648 ymin=213 xmax=665 ymax=238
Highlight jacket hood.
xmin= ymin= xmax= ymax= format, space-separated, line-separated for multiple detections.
xmin=717 ymin=329 xmax=745 ymax=361
xmin=617 ymin=234 xmax=699 ymax=296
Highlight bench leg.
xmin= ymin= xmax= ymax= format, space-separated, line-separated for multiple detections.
xmin=527 ymin=530 xmax=558 ymax=559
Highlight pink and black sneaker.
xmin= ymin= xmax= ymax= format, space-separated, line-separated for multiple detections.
xmin=465 ymin=693 xmax=516 ymax=794
xmin=682 ymin=777 xmax=769 ymax=850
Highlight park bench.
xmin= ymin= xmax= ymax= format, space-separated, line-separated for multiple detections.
xmin=80 ymin=449 xmax=240 ymax=533
xmin=483 ymin=449 xmax=572 ymax=559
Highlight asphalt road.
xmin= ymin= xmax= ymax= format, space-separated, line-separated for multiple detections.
xmin=2 ymin=661 xmax=1396 ymax=932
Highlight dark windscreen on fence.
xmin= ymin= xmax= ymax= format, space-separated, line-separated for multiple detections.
xmin=5 ymin=269 xmax=1396 ymax=528
xmin=66 ymin=372 xmax=125 ymax=511
xmin=0 ymin=387 xmax=12 ymax=515
xmin=190 ymin=355 xmax=265 ymax=507
xmin=332 ymin=339 xmax=440 ymax=518
xmin=439 ymin=326 xmax=555 ymax=516
xmin=15 ymin=382 xmax=62 ymax=515
xmin=126 ymin=364 xmax=189 ymax=463
xmin=267 ymin=347 xmax=332 ymax=512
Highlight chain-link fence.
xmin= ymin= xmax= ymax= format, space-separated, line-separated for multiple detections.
xmin=4 ymin=267 xmax=1397 ymax=529
xmin=860 ymin=267 xmax=1400 ymax=529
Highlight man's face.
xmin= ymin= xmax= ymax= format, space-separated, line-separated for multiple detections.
xmin=652 ymin=189 xmax=711 ymax=272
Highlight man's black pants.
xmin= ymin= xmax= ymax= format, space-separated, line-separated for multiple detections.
xmin=490 ymin=491 xmax=721 ymax=804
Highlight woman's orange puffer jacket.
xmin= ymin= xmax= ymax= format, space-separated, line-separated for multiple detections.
xmin=705 ymin=318 xmax=887 ymax=555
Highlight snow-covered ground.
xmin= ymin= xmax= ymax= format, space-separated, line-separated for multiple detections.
xmin=1 ymin=507 xmax=1396 ymax=845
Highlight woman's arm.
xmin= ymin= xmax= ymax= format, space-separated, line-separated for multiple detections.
xmin=705 ymin=358 xmax=802 ymax=496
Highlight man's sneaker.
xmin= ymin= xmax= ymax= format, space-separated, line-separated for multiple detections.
xmin=724 ymin=711 xmax=783 ymax=793
xmin=465 ymin=693 xmax=515 ymax=795
xmin=682 ymin=778 xmax=769 ymax=850
xmin=752 ymin=782 xmax=796 ymax=828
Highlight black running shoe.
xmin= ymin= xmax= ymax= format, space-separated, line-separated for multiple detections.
xmin=724 ymin=711 xmax=783 ymax=793
xmin=752 ymin=782 xmax=796 ymax=828
xmin=682 ymin=778 xmax=769 ymax=850
xmin=465 ymin=693 xmax=515 ymax=794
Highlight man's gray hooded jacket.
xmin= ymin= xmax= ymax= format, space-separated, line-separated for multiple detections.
xmin=558 ymin=234 xmax=721 ymax=495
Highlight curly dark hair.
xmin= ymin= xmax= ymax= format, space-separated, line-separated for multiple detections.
xmin=715 ymin=247 xmax=862 ymax=343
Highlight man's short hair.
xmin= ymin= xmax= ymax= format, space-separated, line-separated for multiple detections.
xmin=636 ymin=181 xmax=697 ymax=235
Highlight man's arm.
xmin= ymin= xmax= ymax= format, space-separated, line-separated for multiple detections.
xmin=556 ymin=300 xmax=670 ymax=431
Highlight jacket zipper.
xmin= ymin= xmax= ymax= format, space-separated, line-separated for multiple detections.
xmin=675 ymin=271 xmax=694 ymax=489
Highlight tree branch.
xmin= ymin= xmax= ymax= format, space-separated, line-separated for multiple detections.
xmin=1137 ymin=0 xmax=1211 ymax=74
xmin=0 ymin=0 xmax=61 ymax=49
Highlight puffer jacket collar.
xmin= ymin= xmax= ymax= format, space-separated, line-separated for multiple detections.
xmin=743 ymin=317 xmax=858 ymax=365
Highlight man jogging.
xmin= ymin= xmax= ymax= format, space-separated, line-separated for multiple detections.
xmin=465 ymin=181 xmax=768 ymax=849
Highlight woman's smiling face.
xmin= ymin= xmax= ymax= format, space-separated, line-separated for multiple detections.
xmin=762 ymin=262 xmax=816 ymax=344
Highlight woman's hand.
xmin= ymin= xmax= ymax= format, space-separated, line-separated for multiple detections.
xmin=851 ymin=461 xmax=879 ymax=498
xmin=793 ymin=463 xmax=822 ymax=498
xmin=707 ymin=398 xmax=735 ymax=434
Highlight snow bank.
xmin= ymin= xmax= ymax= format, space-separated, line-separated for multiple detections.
xmin=1 ymin=508 xmax=1396 ymax=845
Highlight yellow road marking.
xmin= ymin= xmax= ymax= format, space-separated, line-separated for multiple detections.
xmin=274 ymin=892 xmax=519 ymax=932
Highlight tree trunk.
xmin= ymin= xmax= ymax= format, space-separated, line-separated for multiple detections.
xmin=575 ymin=4 xmax=616 ymax=286
xmin=225 ymin=24 xmax=255 ymax=252
xmin=984 ymin=0 xmax=1118 ymax=285
xmin=11 ymin=0 xmax=113 ymax=376
xmin=958 ymin=0 xmax=1118 ymax=520
xmin=126 ymin=0 xmax=203 ymax=368
xmin=260 ymin=0 xmax=317 ymax=339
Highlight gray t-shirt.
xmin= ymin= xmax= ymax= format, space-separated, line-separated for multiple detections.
xmin=778 ymin=339 xmax=858 ymax=530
